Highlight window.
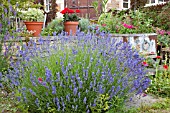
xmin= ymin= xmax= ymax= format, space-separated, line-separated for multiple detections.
xmin=44 ymin=0 xmax=51 ymax=13
xmin=158 ymin=0 xmax=165 ymax=3
xmin=123 ymin=0 xmax=130 ymax=9
xmin=151 ymin=0 xmax=156 ymax=3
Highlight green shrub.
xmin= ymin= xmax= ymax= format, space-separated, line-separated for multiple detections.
xmin=41 ymin=18 xmax=64 ymax=36
xmin=78 ymin=18 xmax=90 ymax=33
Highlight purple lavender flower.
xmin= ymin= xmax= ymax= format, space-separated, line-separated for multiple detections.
xmin=73 ymin=87 xmax=78 ymax=96
xmin=66 ymin=94 xmax=70 ymax=101
xmin=83 ymin=97 xmax=87 ymax=104
xmin=45 ymin=67 xmax=52 ymax=83
xmin=29 ymin=89 xmax=36 ymax=95
xmin=75 ymin=105 xmax=78 ymax=111
xmin=56 ymin=72 xmax=60 ymax=82
xmin=46 ymin=103 xmax=49 ymax=108
xmin=35 ymin=98 xmax=39 ymax=107
xmin=52 ymin=86 xmax=56 ymax=94
xmin=4 ymin=8 xmax=7 ymax=13
xmin=1 ymin=14 xmax=4 ymax=18
xmin=9 ymin=5 xmax=13 ymax=12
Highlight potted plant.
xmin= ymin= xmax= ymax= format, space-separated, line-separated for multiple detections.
xmin=60 ymin=8 xmax=80 ymax=35
xmin=20 ymin=8 xmax=44 ymax=37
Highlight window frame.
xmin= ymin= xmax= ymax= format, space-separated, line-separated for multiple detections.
xmin=145 ymin=0 xmax=166 ymax=7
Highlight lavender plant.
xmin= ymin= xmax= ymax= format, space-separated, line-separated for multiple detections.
xmin=3 ymin=31 xmax=150 ymax=112
xmin=0 ymin=2 xmax=18 ymax=73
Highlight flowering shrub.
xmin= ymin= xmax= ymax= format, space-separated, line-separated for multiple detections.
xmin=60 ymin=8 xmax=80 ymax=22
xmin=1 ymin=31 xmax=151 ymax=112
xmin=97 ymin=10 xmax=154 ymax=34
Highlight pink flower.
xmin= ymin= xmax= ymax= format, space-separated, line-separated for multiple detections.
xmin=167 ymin=31 xmax=170 ymax=36
xmin=122 ymin=23 xmax=134 ymax=29
xmin=158 ymin=30 xmax=166 ymax=35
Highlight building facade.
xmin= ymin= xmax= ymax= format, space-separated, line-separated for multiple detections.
xmin=55 ymin=0 xmax=169 ymax=19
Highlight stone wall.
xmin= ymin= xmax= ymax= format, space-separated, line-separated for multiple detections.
xmin=1 ymin=33 xmax=157 ymax=60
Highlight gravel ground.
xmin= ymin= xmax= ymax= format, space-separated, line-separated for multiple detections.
xmin=125 ymin=93 xmax=161 ymax=108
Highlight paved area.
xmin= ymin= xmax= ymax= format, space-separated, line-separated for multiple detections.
xmin=125 ymin=93 xmax=160 ymax=108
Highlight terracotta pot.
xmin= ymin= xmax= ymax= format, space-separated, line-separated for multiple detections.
xmin=64 ymin=21 xmax=79 ymax=35
xmin=24 ymin=21 xmax=43 ymax=37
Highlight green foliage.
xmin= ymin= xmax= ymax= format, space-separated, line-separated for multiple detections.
xmin=98 ymin=13 xmax=121 ymax=33
xmin=147 ymin=58 xmax=170 ymax=97
xmin=64 ymin=13 xmax=80 ymax=22
xmin=101 ymin=0 xmax=108 ymax=13
xmin=106 ymin=96 xmax=125 ymax=113
xmin=129 ymin=10 xmax=154 ymax=33
xmin=90 ymin=94 xmax=111 ymax=112
xmin=141 ymin=2 xmax=170 ymax=31
xmin=157 ymin=34 xmax=170 ymax=47
xmin=41 ymin=18 xmax=64 ymax=36
xmin=78 ymin=18 xmax=90 ymax=33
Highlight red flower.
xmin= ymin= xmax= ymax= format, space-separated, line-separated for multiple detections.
xmin=163 ymin=65 xmax=168 ymax=70
xmin=68 ymin=9 xmax=75 ymax=13
xmin=75 ymin=9 xmax=80 ymax=13
xmin=38 ymin=77 xmax=43 ymax=82
xmin=156 ymin=56 xmax=161 ymax=59
xmin=60 ymin=8 xmax=69 ymax=14
xmin=60 ymin=9 xmax=67 ymax=14
xmin=142 ymin=62 xmax=148 ymax=66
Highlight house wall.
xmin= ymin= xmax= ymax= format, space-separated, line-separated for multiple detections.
xmin=106 ymin=0 xmax=121 ymax=11
xmin=56 ymin=0 xmax=64 ymax=18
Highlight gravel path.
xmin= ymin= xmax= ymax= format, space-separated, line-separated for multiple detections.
xmin=125 ymin=93 xmax=161 ymax=108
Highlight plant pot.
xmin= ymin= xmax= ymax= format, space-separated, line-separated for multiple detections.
xmin=64 ymin=21 xmax=79 ymax=35
xmin=24 ymin=21 xmax=43 ymax=37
